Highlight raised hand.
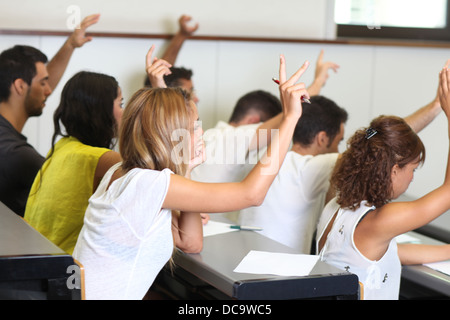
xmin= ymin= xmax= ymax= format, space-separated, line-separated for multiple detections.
xmin=145 ymin=45 xmax=172 ymax=88
xmin=67 ymin=14 xmax=100 ymax=48
xmin=306 ymin=50 xmax=339 ymax=96
xmin=439 ymin=63 xmax=450 ymax=118
xmin=178 ymin=15 xmax=199 ymax=37
xmin=277 ymin=55 xmax=310 ymax=120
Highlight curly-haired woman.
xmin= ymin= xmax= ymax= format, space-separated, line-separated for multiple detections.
xmin=317 ymin=66 xmax=450 ymax=300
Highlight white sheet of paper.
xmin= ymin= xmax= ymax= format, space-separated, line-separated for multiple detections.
xmin=203 ymin=220 xmax=239 ymax=237
xmin=424 ymin=260 xmax=450 ymax=276
xmin=395 ymin=233 xmax=421 ymax=244
xmin=233 ymin=250 xmax=320 ymax=277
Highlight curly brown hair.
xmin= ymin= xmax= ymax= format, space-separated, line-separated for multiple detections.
xmin=331 ymin=115 xmax=425 ymax=210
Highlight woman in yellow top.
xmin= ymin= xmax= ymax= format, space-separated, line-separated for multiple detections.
xmin=24 ymin=71 xmax=122 ymax=254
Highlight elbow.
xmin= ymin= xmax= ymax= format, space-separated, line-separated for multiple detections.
xmin=177 ymin=237 xmax=203 ymax=254
xmin=246 ymin=189 xmax=267 ymax=207
xmin=239 ymin=179 xmax=269 ymax=208
xmin=251 ymin=196 xmax=265 ymax=207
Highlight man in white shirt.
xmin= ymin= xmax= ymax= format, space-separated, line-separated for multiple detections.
xmin=191 ymin=90 xmax=283 ymax=183
xmin=239 ymin=96 xmax=348 ymax=253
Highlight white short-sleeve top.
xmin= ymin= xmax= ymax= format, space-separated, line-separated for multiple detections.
xmin=73 ymin=163 xmax=173 ymax=300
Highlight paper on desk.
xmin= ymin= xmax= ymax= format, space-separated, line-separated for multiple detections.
xmin=395 ymin=233 xmax=421 ymax=244
xmin=233 ymin=250 xmax=319 ymax=277
xmin=203 ymin=220 xmax=239 ymax=237
xmin=424 ymin=260 xmax=450 ymax=277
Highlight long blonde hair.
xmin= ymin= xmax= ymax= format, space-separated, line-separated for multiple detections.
xmin=119 ymin=87 xmax=191 ymax=176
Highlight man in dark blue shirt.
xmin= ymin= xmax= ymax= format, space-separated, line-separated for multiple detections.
xmin=0 ymin=14 xmax=99 ymax=216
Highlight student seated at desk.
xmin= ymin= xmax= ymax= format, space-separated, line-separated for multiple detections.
xmin=24 ymin=71 xmax=122 ymax=255
xmin=73 ymin=55 xmax=309 ymax=300
xmin=316 ymin=65 xmax=450 ymax=300
xmin=239 ymin=96 xmax=348 ymax=253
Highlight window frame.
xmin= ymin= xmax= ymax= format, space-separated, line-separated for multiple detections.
xmin=336 ymin=1 xmax=450 ymax=42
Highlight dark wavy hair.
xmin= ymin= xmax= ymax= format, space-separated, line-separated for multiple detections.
xmin=51 ymin=71 xmax=119 ymax=152
xmin=332 ymin=115 xmax=425 ymax=210
xmin=0 ymin=45 xmax=48 ymax=102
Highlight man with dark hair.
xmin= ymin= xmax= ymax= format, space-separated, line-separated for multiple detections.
xmin=145 ymin=66 xmax=198 ymax=103
xmin=190 ymin=50 xmax=339 ymax=186
xmin=228 ymin=90 xmax=282 ymax=125
xmin=239 ymin=96 xmax=348 ymax=252
xmin=0 ymin=14 xmax=99 ymax=216
xmin=292 ymin=95 xmax=348 ymax=151
xmin=191 ymin=90 xmax=283 ymax=184
xmin=146 ymin=41 xmax=340 ymax=222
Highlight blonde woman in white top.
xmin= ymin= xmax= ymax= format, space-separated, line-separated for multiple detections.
xmin=73 ymin=55 xmax=310 ymax=299
xmin=317 ymin=66 xmax=450 ymax=300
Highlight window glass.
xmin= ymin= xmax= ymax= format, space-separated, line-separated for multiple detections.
xmin=335 ymin=0 xmax=447 ymax=29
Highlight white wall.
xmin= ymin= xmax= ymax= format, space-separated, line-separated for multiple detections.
xmin=1 ymin=1 xmax=450 ymax=230
xmin=0 ymin=0 xmax=332 ymax=39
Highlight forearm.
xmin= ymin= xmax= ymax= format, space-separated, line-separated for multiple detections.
xmin=172 ymin=211 xmax=203 ymax=253
xmin=399 ymin=243 xmax=450 ymax=265
xmin=242 ymin=114 xmax=298 ymax=204
xmin=404 ymin=98 xmax=441 ymax=133
xmin=46 ymin=39 xmax=76 ymax=90
xmin=249 ymin=113 xmax=283 ymax=150
xmin=444 ymin=116 xmax=450 ymax=182
xmin=164 ymin=115 xmax=298 ymax=214
xmin=307 ymin=79 xmax=324 ymax=97
xmin=161 ymin=31 xmax=188 ymax=65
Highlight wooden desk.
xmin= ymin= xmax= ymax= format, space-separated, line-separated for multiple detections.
xmin=155 ymin=222 xmax=360 ymax=300
xmin=0 ymin=201 xmax=81 ymax=300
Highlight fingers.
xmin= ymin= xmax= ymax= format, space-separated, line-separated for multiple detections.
xmin=146 ymin=45 xmax=172 ymax=73
xmin=289 ymin=84 xmax=310 ymax=101
xmin=282 ymin=60 xmax=310 ymax=87
xmin=444 ymin=67 xmax=450 ymax=97
xmin=80 ymin=13 xmax=100 ymax=30
xmin=179 ymin=15 xmax=199 ymax=34
xmin=328 ymin=62 xmax=340 ymax=73
xmin=445 ymin=59 xmax=450 ymax=69
xmin=441 ymin=65 xmax=449 ymax=90
xmin=200 ymin=214 xmax=210 ymax=225
xmin=146 ymin=44 xmax=172 ymax=88
xmin=146 ymin=45 xmax=156 ymax=67
xmin=317 ymin=49 xmax=324 ymax=65
xmin=439 ymin=66 xmax=450 ymax=115
xmin=278 ymin=54 xmax=287 ymax=83
xmin=279 ymin=55 xmax=309 ymax=85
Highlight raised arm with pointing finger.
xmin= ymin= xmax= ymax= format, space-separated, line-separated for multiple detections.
xmin=307 ymin=49 xmax=340 ymax=96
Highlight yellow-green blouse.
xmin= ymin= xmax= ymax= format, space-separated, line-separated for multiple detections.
xmin=24 ymin=137 xmax=110 ymax=254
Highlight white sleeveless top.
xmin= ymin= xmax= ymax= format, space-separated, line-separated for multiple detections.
xmin=316 ymin=198 xmax=401 ymax=300
xmin=73 ymin=163 xmax=174 ymax=300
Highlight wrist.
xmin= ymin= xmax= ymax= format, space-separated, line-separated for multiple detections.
xmin=176 ymin=30 xmax=190 ymax=39
xmin=65 ymin=37 xmax=78 ymax=51
xmin=282 ymin=113 xmax=301 ymax=124
xmin=307 ymin=80 xmax=322 ymax=96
